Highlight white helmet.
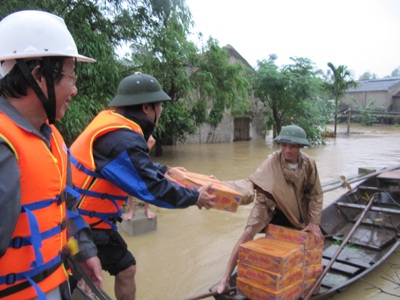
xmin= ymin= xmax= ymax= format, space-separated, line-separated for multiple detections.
xmin=0 ymin=10 xmax=95 ymax=76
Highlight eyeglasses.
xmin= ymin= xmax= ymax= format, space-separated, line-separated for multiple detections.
xmin=60 ymin=71 xmax=78 ymax=85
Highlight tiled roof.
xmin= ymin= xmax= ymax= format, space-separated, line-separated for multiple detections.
xmin=347 ymin=77 xmax=400 ymax=92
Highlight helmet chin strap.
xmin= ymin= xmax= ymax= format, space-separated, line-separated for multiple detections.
xmin=16 ymin=58 xmax=57 ymax=124
xmin=151 ymin=103 xmax=157 ymax=124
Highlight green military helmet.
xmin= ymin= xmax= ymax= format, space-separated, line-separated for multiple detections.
xmin=108 ymin=72 xmax=171 ymax=107
xmin=274 ymin=125 xmax=310 ymax=146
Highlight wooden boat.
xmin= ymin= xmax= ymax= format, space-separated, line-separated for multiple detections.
xmin=206 ymin=165 xmax=400 ymax=300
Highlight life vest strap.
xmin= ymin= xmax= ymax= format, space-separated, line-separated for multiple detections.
xmin=0 ymin=260 xmax=61 ymax=298
xmin=0 ymin=255 xmax=61 ymax=288
xmin=22 ymin=197 xmax=59 ymax=212
xmin=78 ymin=209 xmax=121 ymax=230
xmin=9 ymin=220 xmax=66 ymax=249
xmin=73 ymin=186 xmax=127 ymax=202
xmin=70 ymin=154 xmax=104 ymax=179
xmin=65 ymin=185 xmax=81 ymax=203
xmin=66 ymin=210 xmax=87 ymax=232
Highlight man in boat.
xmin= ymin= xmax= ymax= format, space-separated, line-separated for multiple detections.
xmin=69 ymin=72 xmax=215 ymax=300
xmin=212 ymin=124 xmax=324 ymax=294
xmin=0 ymin=10 xmax=103 ymax=299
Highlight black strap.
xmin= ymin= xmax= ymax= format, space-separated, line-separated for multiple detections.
xmin=16 ymin=58 xmax=56 ymax=124
xmin=0 ymin=262 xmax=61 ymax=298
xmin=43 ymin=58 xmax=56 ymax=124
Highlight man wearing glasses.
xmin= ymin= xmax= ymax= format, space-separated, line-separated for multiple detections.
xmin=0 ymin=10 xmax=102 ymax=300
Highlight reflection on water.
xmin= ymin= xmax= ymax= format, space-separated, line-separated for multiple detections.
xmin=103 ymin=124 xmax=400 ymax=300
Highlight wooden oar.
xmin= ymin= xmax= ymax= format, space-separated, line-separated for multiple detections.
xmin=182 ymin=286 xmax=236 ymax=300
xmin=302 ymin=193 xmax=377 ymax=300
xmin=322 ymin=163 xmax=400 ymax=193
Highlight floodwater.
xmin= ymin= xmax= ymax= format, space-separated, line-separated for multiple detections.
xmin=103 ymin=124 xmax=400 ymax=300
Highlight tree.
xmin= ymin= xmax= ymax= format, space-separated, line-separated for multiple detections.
xmin=1 ymin=0 xmax=252 ymax=150
xmin=323 ymin=62 xmax=358 ymax=137
xmin=359 ymin=71 xmax=377 ymax=81
xmin=252 ymin=55 xmax=325 ymax=143
xmin=188 ymin=39 xmax=251 ymax=143
xmin=391 ymin=67 xmax=400 ymax=77
xmin=125 ymin=1 xmax=251 ymax=146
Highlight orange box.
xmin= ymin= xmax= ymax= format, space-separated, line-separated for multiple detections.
xmin=303 ymin=263 xmax=323 ymax=280
xmin=304 ymin=249 xmax=323 ymax=265
xmin=238 ymin=262 xmax=303 ymax=291
xmin=302 ymin=278 xmax=319 ymax=298
xmin=237 ymin=277 xmax=303 ymax=300
xmin=165 ymin=168 xmax=243 ymax=212
xmin=238 ymin=237 xmax=304 ymax=274
xmin=265 ymin=224 xmax=324 ymax=250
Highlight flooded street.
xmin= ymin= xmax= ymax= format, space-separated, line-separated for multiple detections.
xmin=103 ymin=124 xmax=400 ymax=300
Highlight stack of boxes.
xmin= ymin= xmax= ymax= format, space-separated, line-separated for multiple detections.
xmin=237 ymin=224 xmax=324 ymax=300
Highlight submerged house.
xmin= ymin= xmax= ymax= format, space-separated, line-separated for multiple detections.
xmin=182 ymin=44 xmax=266 ymax=144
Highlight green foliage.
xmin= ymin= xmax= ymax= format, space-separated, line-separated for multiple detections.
xmin=190 ymin=38 xmax=251 ymax=128
xmin=391 ymin=67 xmax=400 ymax=77
xmin=253 ymin=55 xmax=326 ymax=144
xmin=351 ymin=97 xmax=385 ymax=126
xmin=153 ymin=101 xmax=197 ymax=144
xmin=358 ymin=71 xmax=377 ymax=81
xmin=0 ymin=0 xmax=136 ymax=145
xmin=323 ymin=62 xmax=359 ymax=136
xmin=128 ymin=11 xmax=251 ymax=144
xmin=123 ymin=0 xmax=200 ymax=144
xmin=1 ymin=0 xmax=348 ymax=147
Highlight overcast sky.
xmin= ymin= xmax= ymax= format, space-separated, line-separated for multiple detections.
xmin=186 ymin=0 xmax=400 ymax=79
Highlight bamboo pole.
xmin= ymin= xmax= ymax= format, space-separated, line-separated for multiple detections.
xmin=322 ymin=163 xmax=400 ymax=193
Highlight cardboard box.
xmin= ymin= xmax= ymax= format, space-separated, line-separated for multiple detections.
xmin=237 ymin=277 xmax=303 ymax=300
xmin=265 ymin=224 xmax=324 ymax=250
xmin=303 ymin=263 xmax=323 ymax=281
xmin=238 ymin=261 xmax=303 ymax=291
xmin=238 ymin=237 xmax=304 ymax=274
xmin=302 ymin=278 xmax=319 ymax=298
xmin=304 ymin=249 xmax=323 ymax=266
xmin=165 ymin=168 xmax=243 ymax=212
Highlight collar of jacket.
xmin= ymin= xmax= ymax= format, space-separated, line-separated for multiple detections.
xmin=115 ymin=108 xmax=155 ymax=142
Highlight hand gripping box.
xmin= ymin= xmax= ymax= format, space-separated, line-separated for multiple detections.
xmin=237 ymin=261 xmax=303 ymax=291
xmin=265 ymin=224 xmax=324 ymax=250
xmin=237 ymin=276 xmax=303 ymax=300
xmin=165 ymin=168 xmax=243 ymax=212
xmin=238 ymin=237 xmax=304 ymax=274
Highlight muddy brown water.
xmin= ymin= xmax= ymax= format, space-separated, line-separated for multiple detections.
xmin=102 ymin=124 xmax=400 ymax=300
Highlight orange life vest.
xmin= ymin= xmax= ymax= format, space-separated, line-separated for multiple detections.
xmin=0 ymin=113 xmax=68 ymax=300
xmin=70 ymin=110 xmax=143 ymax=230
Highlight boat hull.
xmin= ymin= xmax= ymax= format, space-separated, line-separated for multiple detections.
xmin=213 ymin=166 xmax=400 ymax=300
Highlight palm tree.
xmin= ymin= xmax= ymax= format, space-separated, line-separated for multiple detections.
xmin=323 ymin=62 xmax=359 ymax=137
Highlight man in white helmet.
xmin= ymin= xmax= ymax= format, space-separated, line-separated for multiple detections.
xmin=0 ymin=10 xmax=103 ymax=300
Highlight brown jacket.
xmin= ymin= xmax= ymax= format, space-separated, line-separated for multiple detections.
xmin=245 ymin=150 xmax=323 ymax=235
